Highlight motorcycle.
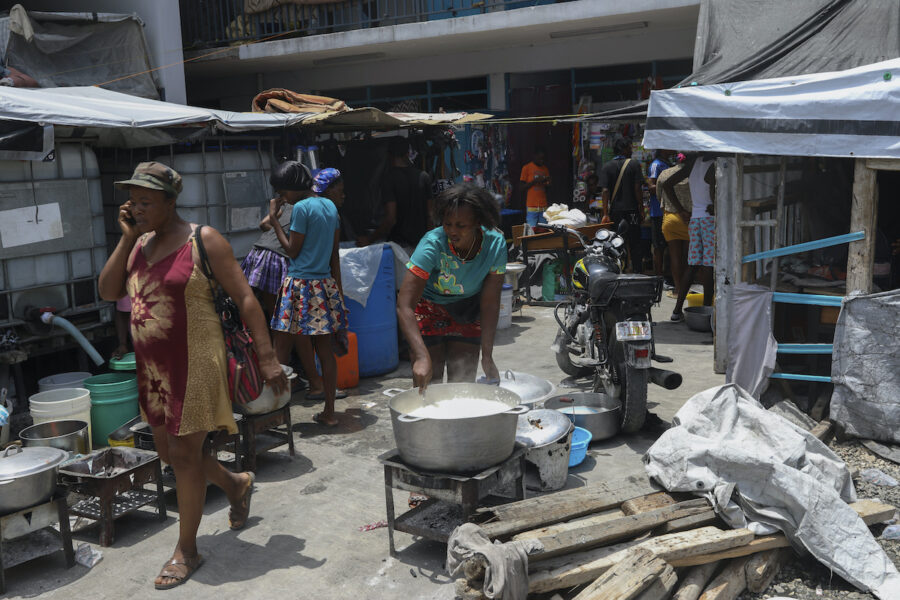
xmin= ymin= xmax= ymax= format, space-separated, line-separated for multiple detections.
xmin=549 ymin=223 xmax=682 ymax=433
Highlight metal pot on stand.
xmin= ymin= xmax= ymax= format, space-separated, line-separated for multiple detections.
xmin=0 ymin=445 xmax=68 ymax=514
xmin=516 ymin=409 xmax=573 ymax=491
xmin=386 ymin=383 xmax=529 ymax=472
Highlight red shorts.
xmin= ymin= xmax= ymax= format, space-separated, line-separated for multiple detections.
xmin=414 ymin=298 xmax=481 ymax=343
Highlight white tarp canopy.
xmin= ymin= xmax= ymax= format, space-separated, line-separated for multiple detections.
xmin=642 ymin=58 xmax=900 ymax=159
xmin=0 ymin=85 xmax=490 ymax=147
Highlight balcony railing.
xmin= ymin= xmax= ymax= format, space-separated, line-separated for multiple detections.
xmin=181 ymin=0 xmax=562 ymax=50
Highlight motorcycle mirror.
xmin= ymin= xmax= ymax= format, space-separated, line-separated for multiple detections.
xmin=616 ymin=219 xmax=629 ymax=235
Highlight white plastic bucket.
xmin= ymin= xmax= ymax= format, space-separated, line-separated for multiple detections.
xmin=29 ymin=388 xmax=93 ymax=450
xmin=498 ymin=284 xmax=513 ymax=330
xmin=38 ymin=372 xmax=93 ymax=393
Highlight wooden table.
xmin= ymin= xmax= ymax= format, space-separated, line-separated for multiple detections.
xmin=515 ymin=223 xmax=614 ymax=305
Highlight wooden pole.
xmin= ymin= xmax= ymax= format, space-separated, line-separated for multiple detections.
xmin=846 ymin=159 xmax=878 ymax=294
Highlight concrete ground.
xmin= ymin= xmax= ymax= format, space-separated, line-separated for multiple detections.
xmin=7 ymin=293 xmax=723 ymax=600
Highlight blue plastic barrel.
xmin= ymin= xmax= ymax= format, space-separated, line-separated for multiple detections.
xmin=345 ymin=245 xmax=398 ymax=377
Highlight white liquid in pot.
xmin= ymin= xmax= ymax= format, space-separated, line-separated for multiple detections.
xmin=557 ymin=406 xmax=602 ymax=415
xmin=407 ymin=398 xmax=509 ymax=419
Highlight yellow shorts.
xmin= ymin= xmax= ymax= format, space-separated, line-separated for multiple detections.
xmin=662 ymin=212 xmax=689 ymax=242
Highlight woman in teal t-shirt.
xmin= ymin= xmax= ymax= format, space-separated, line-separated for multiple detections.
xmin=398 ymin=184 xmax=507 ymax=390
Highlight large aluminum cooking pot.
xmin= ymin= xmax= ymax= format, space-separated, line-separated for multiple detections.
xmin=19 ymin=419 xmax=90 ymax=455
xmin=545 ymin=393 xmax=621 ymax=441
xmin=499 ymin=370 xmax=555 ymax=407
xmin=387 ymin=383 xmax=528 ymax=473
xmin=0 ymin=445 xmax=68 ymax=514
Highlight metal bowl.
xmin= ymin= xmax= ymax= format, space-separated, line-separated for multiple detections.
xmin=684 ymin=305 xmax=714 ymax=332
xmin=544 ymin=393 xmax=621 ymax=441
xmin=19 ymin=419 xmax=90 ymax=455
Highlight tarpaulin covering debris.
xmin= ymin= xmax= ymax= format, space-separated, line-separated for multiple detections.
xmin=646 ymin=384 xmax=900 ymax=599
xmin=831 ymin=289 xmax=900 ymax=445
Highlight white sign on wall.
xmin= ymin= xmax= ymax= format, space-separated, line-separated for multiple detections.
xmin=0 ymin=203 xmax=64 ymax=248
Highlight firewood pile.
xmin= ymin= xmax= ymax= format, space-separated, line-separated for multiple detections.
xmin=454 ymin=423 xmax=894 ymax=600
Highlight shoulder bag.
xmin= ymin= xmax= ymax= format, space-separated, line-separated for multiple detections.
xmin=194 ymin=226 xmax=264 ymax=405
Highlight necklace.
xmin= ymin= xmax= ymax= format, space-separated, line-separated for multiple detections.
xmin=453 ymin=229 xmax=481 ymax=261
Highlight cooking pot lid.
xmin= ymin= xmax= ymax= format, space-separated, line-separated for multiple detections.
xmin=516 ymin=409 xmax=573 ymax=447
xmin=499 ymin=371 xmax=554 ymax=404
xmin=0 ymin=445 xmax=67 ymax=478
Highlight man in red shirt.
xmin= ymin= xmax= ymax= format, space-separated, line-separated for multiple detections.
xmin=520 ymin=148 xmax=551 ymax=227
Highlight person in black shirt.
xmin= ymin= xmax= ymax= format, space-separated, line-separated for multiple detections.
xmin=599 ymin=137 xmax=646 ymax=273
xmin=358 ymin=137 xmax=433 ymax=250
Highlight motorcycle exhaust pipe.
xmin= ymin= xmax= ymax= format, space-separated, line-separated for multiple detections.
xmin=648 ymin=367 xmax=682 ymax=390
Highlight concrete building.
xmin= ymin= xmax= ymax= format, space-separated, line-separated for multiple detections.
xmin=180 ymin=0 xmax=701 ymax=114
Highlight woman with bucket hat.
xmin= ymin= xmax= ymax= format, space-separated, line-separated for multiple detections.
xmin=99 ymin=161 xmax=287 ymax=589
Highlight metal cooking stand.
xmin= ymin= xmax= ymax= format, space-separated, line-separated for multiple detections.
xmin=0 ymin=494 xmax=74 ymax=594
xmin=378 ymin=446 xmax=527 ymax=557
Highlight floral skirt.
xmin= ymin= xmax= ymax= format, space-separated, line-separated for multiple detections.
xmin=241 ymin=247 xmax=288 ymax=296
xmin=271 ymin=276 xmax=348 ymax=335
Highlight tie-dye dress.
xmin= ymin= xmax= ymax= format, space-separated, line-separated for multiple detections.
xmin=126 ymin=232 xmax=237 ymax=437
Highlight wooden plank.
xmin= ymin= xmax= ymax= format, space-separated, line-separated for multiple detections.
xmin=672 ymin=561 xmax=721 ymax=600
xmin=810 ymin=419 xmax=834 ymax=444
xmin=479 ymin=475 xmax=660 ymax=539
xmin=698 ymin=557 xmax=749 ymax=600
xmin=866 ymin=158 xmax=900 ymax=171
xmin=846 ymin=158 xmax=878 ymax=294
xmin=512 ymin=509 xmax=625 ymax=541
xmin=572 ymin=547 xmax=666 ymax=600
xmin=635 ymin=564 xmax=678 ymax=600
xmin=528 ymin=527 xmax=754 ymax=595
xmin=745 ymin=548 xmax=793 ymax=593
xmin=657 ymin=510 xmax=719 ymax=535
xmin=531 ymin=500 xmax=710 ymax=562
xmin=622 ymin=493 xmax=678 ymax=516
xmin=672 ymin=499 xmax=894 ymax=567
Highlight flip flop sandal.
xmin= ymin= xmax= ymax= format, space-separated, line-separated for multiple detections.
xmin=154 ymin=555 xmax=204 ymax=590
xmin=228 ymin=472 xmax=255 ymax=530
xmin=306 ymin=389 xmax=348 ymax=400
xmin=312 ymin=412 xmax=339 ymax=427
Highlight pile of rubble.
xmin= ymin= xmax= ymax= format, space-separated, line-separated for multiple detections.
xmin=450 ymin=421 xmax=896 ymax=600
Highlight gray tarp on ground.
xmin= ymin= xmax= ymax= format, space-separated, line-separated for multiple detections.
xmin=831 ymin=289 xmax=900 ymax=445
xmin=726 ymin=284 xmax=777 ymax=399
xmin=645 ymin=384 xmax=900 ymax=599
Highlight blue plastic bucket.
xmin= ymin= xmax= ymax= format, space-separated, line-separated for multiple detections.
xmin=345 ymin=245 xmax=398 ymax=377
xmin=568 ymin=426 xmax=593 ymax=467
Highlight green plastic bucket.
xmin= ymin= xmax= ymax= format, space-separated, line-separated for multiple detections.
xmin=109 ymin=352 xmax=136 ymax=371
xmin=84 ymin=373 xmax=139 ymax=448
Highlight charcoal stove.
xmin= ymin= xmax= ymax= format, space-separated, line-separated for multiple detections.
xmin=378 ymin=445 xmax=526 ymax=556
xmin=58 ymin=447 xmax=166 ymax=547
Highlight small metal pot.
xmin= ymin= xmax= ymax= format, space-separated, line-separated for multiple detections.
xmin=545 ymin=393 xmax=622 ymax=441
xmin=0 ymin=445 xmax=67 ymax=514
xmin=19 ymin=419 xmax=90 ymax=455
xmin=387 ymin=383 xmax=529 ymax=472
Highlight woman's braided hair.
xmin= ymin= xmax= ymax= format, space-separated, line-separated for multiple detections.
xmin=432 ymin=183 xmax=500 ymax=230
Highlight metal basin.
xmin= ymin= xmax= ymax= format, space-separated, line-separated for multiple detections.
xmin=685 ymin=305 xmax=714 ymax=332
xmin=19 ymin=419 xmax=90 ymax=455
xmin=387 ymin=383 xmax=528 ymax=473
xmin=544 ymin=392 xmax=621 ymax=441
xmin=499 ymin=370 xmax=555 ymax=407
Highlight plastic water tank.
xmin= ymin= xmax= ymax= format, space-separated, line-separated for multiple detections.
xmin=345 ymin=245 xmax=398 ymax=377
